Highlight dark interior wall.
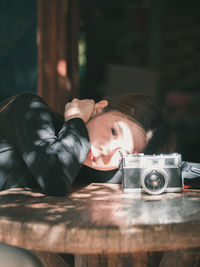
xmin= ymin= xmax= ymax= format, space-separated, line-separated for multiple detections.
xmin=0 ymin=0 xmax=37 ymax=102
xmin=79 ymin=0 xmax=200 ymax=162
xmin=79 ymin=0 xmax=200 ymax=99
xmin=161 ymin=1 xmax=200 ymax=162
xmin=79 ymin=0 xmax=161 ymax=101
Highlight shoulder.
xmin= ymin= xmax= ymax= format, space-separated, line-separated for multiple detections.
xmin=0 ymin=92 xmax=47 ymax=109
xmin=11 ymin=92 xmax=47 ymax=106
xmin=3 ymin=92 xmax=49 ymax=113
xmin=1 ymin=92 xmax=53 ymax=122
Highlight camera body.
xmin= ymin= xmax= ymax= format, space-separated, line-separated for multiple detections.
xmin=122 ymin=153 xmax=183 ymax=195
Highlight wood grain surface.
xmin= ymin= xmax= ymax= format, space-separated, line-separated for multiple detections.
xmin=0 ymin=183 xmax=200 ymax=254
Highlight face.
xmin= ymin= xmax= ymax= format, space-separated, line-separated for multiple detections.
xmin=84 ymin=111 xmax=148 ymax=171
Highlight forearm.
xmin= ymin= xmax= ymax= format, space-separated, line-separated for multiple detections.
xmin=29 ymin=118 xmax=90 ymax=196
xmin=3 ymin=93 xmax=90 ymax=196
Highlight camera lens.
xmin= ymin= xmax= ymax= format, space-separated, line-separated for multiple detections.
xmin=141 ymin=170 xmax=168 ymax=195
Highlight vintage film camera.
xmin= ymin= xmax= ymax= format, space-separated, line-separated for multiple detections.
xmin=122 ymin=153 xmax=183 ymax=195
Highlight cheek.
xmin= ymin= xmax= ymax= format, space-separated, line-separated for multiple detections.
xmin=109 ymin=151 xmax=122 ymax=166
xmin=122 ymin=134 xmax=135 ymax=154
xmin=87 ymin=125 xmax=108 ymax=144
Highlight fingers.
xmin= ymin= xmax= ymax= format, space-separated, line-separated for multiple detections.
xmin=64 ymin=98 xmax=96 ymax=123
xmin=65 ymin=99 xmax=94 ymax=109
xmin=71 ymin=98 xmax=94 ymax=103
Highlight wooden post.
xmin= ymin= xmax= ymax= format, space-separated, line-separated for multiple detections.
xmin=37 ymin=0 xmax=79 ymax=115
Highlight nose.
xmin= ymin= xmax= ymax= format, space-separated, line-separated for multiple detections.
xmin=99 ymin=145 xmax=109 ymax=157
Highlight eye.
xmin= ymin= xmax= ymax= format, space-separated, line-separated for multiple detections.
xmin=111 ymin=128 xmax=117 ymax=136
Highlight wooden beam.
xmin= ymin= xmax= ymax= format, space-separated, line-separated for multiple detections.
xmin=37 ymin=0 xmax=79 ymax=115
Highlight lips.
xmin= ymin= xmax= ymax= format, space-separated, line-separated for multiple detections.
xmin=87 ymin=149 xmax=96 ymax=162
xmin=87 ymin=149 xmax=92 ymax=160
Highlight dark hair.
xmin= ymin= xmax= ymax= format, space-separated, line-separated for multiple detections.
xmin=103 ymin=94 xmax=175 ymax=154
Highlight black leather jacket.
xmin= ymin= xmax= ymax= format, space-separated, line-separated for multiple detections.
xmin=0 ymin=93 xmax=90 ymax=196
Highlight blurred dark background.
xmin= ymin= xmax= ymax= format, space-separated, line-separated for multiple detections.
xmin=0 ymin=0 xmax=200 ymax=162
xmin=0 ymin=0 xmax=37 ymax=99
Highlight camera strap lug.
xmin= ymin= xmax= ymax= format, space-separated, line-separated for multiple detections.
xmin=182 ymin=162 xmax=200 ymax=179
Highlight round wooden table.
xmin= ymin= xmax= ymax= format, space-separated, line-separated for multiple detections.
xmin=0 ymin=183 xmax=200 ymax=266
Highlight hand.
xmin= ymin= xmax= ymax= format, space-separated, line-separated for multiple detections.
xmin=64 ymin=98 xmax=95 ymax=123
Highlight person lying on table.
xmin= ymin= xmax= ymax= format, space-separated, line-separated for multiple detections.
xmin=0 ymin=92 xmax=173 ymax=196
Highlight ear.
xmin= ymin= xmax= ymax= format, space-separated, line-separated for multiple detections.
xmin=93 ymin=100 xmax=108 ymax=115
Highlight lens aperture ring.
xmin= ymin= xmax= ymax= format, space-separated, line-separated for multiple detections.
xmin=141 ymin=169 xmax=168 ymax=195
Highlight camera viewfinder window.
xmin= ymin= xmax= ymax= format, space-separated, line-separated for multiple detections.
xmin=165 ymin=158 xmax=174 ymax=166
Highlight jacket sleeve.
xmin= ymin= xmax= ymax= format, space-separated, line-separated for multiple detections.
xmin=3 ymin=93 xmax=91 ymax=196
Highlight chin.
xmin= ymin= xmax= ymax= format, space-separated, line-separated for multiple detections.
xmin=84 ymin=161 xmax=117 ymax=171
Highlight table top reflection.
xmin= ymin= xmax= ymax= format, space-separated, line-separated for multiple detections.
xmin=0 ymin=183 xmax=200 ymax=254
